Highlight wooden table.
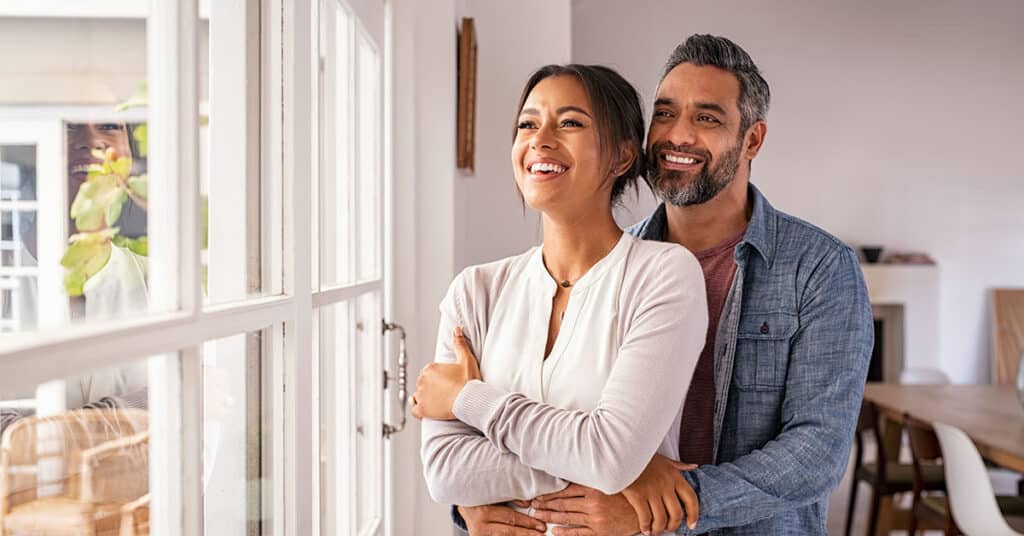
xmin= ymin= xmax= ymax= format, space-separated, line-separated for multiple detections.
xmin=862 ymin=384 xmax=1024 ymax=535
xmin=864 ymin=383 xmax=1024 ymax=472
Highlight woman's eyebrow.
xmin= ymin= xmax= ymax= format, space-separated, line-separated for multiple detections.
xmin=519 ymin=106 xmax=593 ymax=118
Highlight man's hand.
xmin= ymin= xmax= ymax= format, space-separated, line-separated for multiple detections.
xmin=411 ymin=326 xmax=482 ymax=420
xmin=529 ymin=484 xmax=640 ymax=535
xmin=530 ymin=456 xmax=700 ymax=535
xmin=458 ymin=503 xmax=546 ymax=536
xmin=621 ymin=455 xmax=699 ymax=534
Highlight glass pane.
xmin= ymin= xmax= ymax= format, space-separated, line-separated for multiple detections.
xmin=202 ymin=5 xmax=267 ymax=306
xmin=0 ymin=355 xmax=159 ymax=534
xmin=319 ymin=6 xmax=355 ymax=289
xmin=1 ymin=210 xmax=37 ymax=267
xmin=355 ymin=34 xmax=381 ymax=282
xmin=202 ymin=329 xmax=267 ymax=534
xmin=0 ymin=276 xmax=36 ymax=332
xmin=319 ymin=292 xmax=383 ymax=535
xmin=0 ymin=14 xmax=165 ymax=337
xmin=0 ymin=145 xmax=37 ymax=201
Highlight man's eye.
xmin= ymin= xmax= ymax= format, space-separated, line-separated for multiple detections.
xmin=517 ymin=121 xmax=536 ymax=129
xmin=654 ymin=110 xmax=673 ymax=118
xmin=98 ymin=123 xmax=122 ymax=131
xmin=560 ymin=119 xmax=582 ymax=128
xmin=697 ymin=115 xmax=720 ymax=124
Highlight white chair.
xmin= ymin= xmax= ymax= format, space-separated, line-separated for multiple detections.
xmin=899 ymin=367 xmax=951 ymax=385
xmin=932 ymin=421 xmax=1023 ymax=536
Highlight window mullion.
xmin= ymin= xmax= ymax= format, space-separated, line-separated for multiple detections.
xmin=282 ymin=0 xmax=315 ymax=535
xmin=147 ymin=0 xmax=201 ymax=532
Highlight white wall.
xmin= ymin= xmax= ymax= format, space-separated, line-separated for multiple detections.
xmin=390 ymin=1 xmax=571 ymax=533
xmin=571 ymin=0 xmax=1024 ymax=383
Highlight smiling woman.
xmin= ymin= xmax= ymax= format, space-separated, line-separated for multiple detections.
xmin=416 ymin=64 xmax=708 ymax=536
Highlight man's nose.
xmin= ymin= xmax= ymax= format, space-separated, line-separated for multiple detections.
xmin=664 ymin=118 xmax=698 ymax=147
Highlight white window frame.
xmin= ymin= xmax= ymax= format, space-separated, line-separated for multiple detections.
xmin=0 ymin=1 xmax=329 ymax=535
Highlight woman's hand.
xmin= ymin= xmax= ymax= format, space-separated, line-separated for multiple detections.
xmin=411 ymin=326 xmax=482 ymax=420
xmin=621 ymin=454 xmax=699 ymax=534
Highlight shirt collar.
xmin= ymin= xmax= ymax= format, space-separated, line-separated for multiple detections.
xmin=637 ymin=182 xmax=777 ymax=267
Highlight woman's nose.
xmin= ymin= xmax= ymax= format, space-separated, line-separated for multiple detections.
xmin=530 ymin=124 xmax=558 ymax=150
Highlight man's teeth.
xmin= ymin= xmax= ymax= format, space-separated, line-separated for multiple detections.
xmin=664 ymin=154 xmax=699 ymax=165
xmin=530 ymin=162 xmax=566 ymax=173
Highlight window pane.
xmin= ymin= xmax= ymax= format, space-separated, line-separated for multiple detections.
xmin=202 ymin=4 xmax=268 ymax=306
xmin=319 ymin=6 xmax=355 ymax=288
xmin=202 ymin=328 xmax=268 ymax=534
xmin=355 ymin=34 xmax=381 ymax=282
xmin=0 ymin=145 xmax=37 ymax=201
xmin=319 ymin=292 xmax=383 ymax=534
xmin=0 ymin=14 xmax=167 ymax=337
xmin=0 ymin=355 xmax=159 ymax=535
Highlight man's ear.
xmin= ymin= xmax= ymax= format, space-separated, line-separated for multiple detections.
xmin=611 ymin=142 xmax=637 ymax=178
xmin=743 ymin=120 xmax=767 ymax=161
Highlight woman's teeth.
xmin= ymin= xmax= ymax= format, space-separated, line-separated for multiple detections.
xmin=530 ymin=162 xmax=566 ymax=174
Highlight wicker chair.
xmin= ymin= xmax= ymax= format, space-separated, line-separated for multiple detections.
xmin=0 ymin=408 xmax=149 ymax=536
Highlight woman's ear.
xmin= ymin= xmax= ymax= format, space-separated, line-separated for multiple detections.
xmin=611 ymin=142 xmax=637 ymax=178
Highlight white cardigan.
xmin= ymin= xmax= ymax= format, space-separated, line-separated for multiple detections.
xmin=421 ymin=232 xmax=708 ymax=510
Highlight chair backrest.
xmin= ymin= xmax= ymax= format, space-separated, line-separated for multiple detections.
xmin=932 ymin=421 xmax=1023 ymax=536
xmin=904 ymin=413 xmax=945 ymax=499
xmin=899 ymin=367 xmax=951 ymax=385
xmin=0 ymin=408 xmax=148 ymax=512
xmin=905 ymin=414 xmax=943 ymax=463
xmin=854 ymin=401 xmax=891 ymax=476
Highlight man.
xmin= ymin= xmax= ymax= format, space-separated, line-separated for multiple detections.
xmin=455 ymin=34 xmax=872 ymax=535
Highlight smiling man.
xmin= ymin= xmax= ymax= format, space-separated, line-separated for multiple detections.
xmin=453 ymin=34 xmax=874 ymax=535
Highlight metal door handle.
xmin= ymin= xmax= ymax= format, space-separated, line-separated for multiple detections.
xmin=382 ymin=320 xmax=407 ymax=438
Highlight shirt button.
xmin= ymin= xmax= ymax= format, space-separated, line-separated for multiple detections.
xmin=760 ymin=322 xmax=770 ymax=334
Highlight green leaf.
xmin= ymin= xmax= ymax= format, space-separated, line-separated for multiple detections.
xmin=61 ymin=232 xmax=113 ymax=297
xmin=112 ymin=235 xmax=148 ymax=256
xmin=127 ymin=175 xmax=148 ymax=200
xmin=71 ymin=174 xmax=128 ymax=231
xmin=133 ymin=123 xmax=148 ymax=157
xmin=111 ymin=156 xmax=132 ymax=177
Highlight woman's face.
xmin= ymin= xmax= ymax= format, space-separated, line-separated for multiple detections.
xmin=511 ymin=75 xmax=608 ymax=215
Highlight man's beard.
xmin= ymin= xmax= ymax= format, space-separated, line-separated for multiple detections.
xmin=647 ymin=139 xmax=743 ymax=207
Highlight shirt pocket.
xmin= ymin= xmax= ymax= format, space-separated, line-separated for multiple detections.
xmin=733 ymin=312 xmax=799 ymax=390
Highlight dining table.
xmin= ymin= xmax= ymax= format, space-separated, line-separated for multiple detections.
xmin=861 ymin=383 xmax=1024 ymax=535
xmin=863 ymin=383 xmax=1024 ymax=472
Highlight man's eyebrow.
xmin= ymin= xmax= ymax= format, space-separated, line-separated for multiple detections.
xmin=654 ymin=97 xmax=675 ymax=107
xmin=519 ymin=106 xmax=593 ymax=118
xmin=694 ymin=101 xmax=729 ymax=116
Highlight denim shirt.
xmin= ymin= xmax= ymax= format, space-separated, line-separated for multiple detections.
xmin=628 ymin=184 xmax=873 ymax=535
xmin=451 ymin=184 xmax=872 ymax=535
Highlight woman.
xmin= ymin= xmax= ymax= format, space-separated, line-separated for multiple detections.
xmin=413 ymin=65 xmax=708 ymax=535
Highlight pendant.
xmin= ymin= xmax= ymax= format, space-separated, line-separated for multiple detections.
xmin=560 ymin=280 xmax=571 ymax=288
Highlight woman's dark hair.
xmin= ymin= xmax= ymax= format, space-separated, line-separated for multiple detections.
xmin=513 ymin=64 xmax=645 ymax=206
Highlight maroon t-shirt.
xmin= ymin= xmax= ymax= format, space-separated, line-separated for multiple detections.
xmin=677 ymin=227 xmax=746 ymax=465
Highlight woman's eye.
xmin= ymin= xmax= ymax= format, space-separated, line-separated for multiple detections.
xmin=560 ymin=119 xmax=582 ymax=128
xmin=516 ymin=121 xmax=536 ymax=129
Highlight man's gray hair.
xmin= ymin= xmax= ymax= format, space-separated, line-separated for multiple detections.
xmin=662 ymin=34 xmax=770 ymax=133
